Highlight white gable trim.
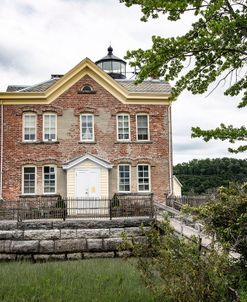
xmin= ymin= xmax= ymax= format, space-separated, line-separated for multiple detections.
xmin=62 ymin=153 xmax=112 ymax=170
xmin=173 ymin=175 xmax=183 ymax=187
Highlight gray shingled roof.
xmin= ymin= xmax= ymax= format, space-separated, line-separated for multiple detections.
xmin=116 ymin=79 xmax=171 ymax=93
xmin=6 ymin=77 xmax=171 ymax=94
xmin=6 ymin=85 xmax=28 ymax=92
xmin=6 ymin=78 xmax=60 ymax=92
xmin=18 ymin=78 xmax=60 ymax=92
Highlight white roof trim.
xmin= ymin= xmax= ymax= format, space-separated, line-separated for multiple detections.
xmin=62 ymin=153 xmax=112 ymax=170
xmin=173 ymin=175 xmax=183 ymax=187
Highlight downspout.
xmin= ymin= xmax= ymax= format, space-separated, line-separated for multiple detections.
xmin=167 ymin=104 xmax=173 ymax=198
xmin=0 ymin=101 xmax=3 ymax=200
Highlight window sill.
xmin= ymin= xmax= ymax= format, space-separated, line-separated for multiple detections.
xmin=78 ymin=141 xmax=96 ymax=144
xmin=21 ymin=141 xmax=60 ymax=145
xmin=114 ymin=141 xmax=153 ymax=144
xmin=135 ymin=141 xmax=153 ymax=144
xmin=19 ymin=194 xmax=60 ymax=198
xmin=136 ymin=140 xmax=153 ymax=144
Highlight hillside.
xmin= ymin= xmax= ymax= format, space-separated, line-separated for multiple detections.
xmin=173 ymin=158 xmax=247 ymax=195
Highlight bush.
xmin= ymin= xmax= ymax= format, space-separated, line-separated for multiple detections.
xmin=121 ymin=217 xmax=235 ymax=302
xmin=183 ymin=182 xmax=247 ymax=266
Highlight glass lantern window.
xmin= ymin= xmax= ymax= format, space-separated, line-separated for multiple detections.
xmin=113 ymin=61 xmax=121 ymax=73
xmin=103 ymin=61 xmax=112 ymax=73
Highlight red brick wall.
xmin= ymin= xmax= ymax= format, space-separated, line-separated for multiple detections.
xmin=2 ymin=75 xmax=171 ymax=202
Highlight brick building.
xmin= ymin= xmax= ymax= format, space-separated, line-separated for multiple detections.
xmin=0 ymin=47 xmax=173 ymax=204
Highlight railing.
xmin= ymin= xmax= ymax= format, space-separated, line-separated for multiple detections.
xmin=0 ymin=193 xmax=154 ymax=221
xmin=166 ymin=195 xmax=209 ymax=211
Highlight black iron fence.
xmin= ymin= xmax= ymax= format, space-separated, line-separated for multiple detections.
xmin=0 ymin=193 xmax=154 ymax=221
xmin=166 ymin=195 xmax=209 ymax=211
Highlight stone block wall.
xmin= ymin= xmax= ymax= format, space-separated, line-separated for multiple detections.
xmin=0 ymin=218 xmax=152 ymax=261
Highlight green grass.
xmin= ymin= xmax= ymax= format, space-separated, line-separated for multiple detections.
xmin=0 ymin=259 xmax=154 ymax=302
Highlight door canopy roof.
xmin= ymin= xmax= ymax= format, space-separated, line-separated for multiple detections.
xmin=62 ymin=153 xmax=112 ymax=170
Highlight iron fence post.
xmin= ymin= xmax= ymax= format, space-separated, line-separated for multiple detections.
xmin=109 ymin=198 xmax=112 ymax=220
xmin=59 ymin=196 xmax=66 ymax=221
xmin=17 ymin=199 xmax=22 ymax=222
xmin=150 ymin=193 xmax=154 ymax=218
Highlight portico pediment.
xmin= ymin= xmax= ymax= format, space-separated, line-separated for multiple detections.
xmin=62 ymin=153 xmax=112 ymax=170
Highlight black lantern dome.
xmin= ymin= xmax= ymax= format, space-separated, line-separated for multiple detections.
xmin=95 ymin=46 xmax=126 ymax=79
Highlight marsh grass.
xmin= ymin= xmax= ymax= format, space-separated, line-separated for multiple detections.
xmin=0 ymin=258 xmax=154 ymax=302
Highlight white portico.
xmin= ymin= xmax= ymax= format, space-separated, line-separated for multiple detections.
xmin=62 ymin=153 xmax=112 ymax=198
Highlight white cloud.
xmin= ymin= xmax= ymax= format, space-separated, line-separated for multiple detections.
xmin=0 ymin=0 xmax=246 ymax=164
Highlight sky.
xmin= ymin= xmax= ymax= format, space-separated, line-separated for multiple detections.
xmin=0 ymin=0 xmax=246 ymax=164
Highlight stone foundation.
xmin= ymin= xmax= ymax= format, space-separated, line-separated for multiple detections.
xmin=0 ymin=218 xmax=152 ymax=261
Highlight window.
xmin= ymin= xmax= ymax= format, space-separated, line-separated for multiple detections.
xmin=118 ymin=165 xmax=131 ymax=192
xmin=43 ymin=113 xmax=57 ymax=141
xmin=43 ymin=166 xmax=56 ymax=194
xmin=80 ymin=114 xmax=94 ymax=141
xmin=23 ymin=113 xmax=36 ymax=142
xmin=81 ymin=85 xmax=94 ymax=94
xmin=23 ymin=166 xmax=36 ymax=194
xmin=117 ymin=114 xmax=130 ymax=141
xmin=137 ymin=165 xmax=150 ymax=192
xmin=136 ymin=114 xmax=149 ymax=141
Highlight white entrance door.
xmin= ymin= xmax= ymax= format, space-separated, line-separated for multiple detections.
xmin=76 ymin=169 xmax=100 ymax=197
xmin=75 ymin=169 xmax=100 ymax=213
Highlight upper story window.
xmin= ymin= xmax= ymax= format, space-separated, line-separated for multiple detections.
xmin=22 ymin=166 xmax=36 ymax=195
xmin=43 ymin=165 xmax=56 ymax=194
xmin=23 ymin=113 xmax=36 ymax=142
xmin=136 ymin=114 xmax=149 ymax=141
xmin=137 ymin=164 xmax=150 ymax=192
xmin=80 ymin=114 xmax=94 ymax=142
xmin=118 ymin=164 xmax=131 ymax=192
xmin=117 ymin=114 xmax=130 ymax=141
xmin=43 ymin=113 xmax=57 ymax=141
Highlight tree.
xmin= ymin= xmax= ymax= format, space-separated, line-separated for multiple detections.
xmin=120 ymin=0 xmax=247 ymax=152
xmin=173 ymin=157 xmax=247 ymax=195
xmin=183 ymin=182 xmax=247 ymax=266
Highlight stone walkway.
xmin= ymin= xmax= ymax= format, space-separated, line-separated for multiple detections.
xmin=155 ymin=203 xmax=239 ymax=259
xmin=156 ymin=214 xmax=212 ymax=248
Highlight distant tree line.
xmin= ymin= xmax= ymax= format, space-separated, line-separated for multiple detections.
xmin=173 ymin=158 xmax=247 ymax=195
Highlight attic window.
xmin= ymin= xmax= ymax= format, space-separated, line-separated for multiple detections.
xmin=79 ymin=85 xmax=95 ymax=94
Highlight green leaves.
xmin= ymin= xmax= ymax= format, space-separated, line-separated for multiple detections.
xmin=192 ymin=124 xmax=247 ymax=153
xmin=120 ymin=0 xmax=247 ymax=152
xmin=185 ymin=182 xmax=247 ymax=265
xmin=124 ymin=216 xmax=233 ymax=301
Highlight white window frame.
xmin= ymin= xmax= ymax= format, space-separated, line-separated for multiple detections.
xmin=116 ymin=114 xmax=130 ymax=141
xmin=136 ymin=113 xmax=150 ymax=141
xmin=22 ymin=165 xmax=37 ymax=195
xmin=118 ymin=164 xmax=131 ymax=193
xmin=43 ymin=113 xmax=57 ymax=142
xmin=137 ymin=164 xmax=151 ymax=192
xmin=43 ymin=165 xmax=57 ymax=194
xmin=23 ymin=113 xmax=37 ymax=142
xmin=80 ymin=114 xmax=94 ymax=142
